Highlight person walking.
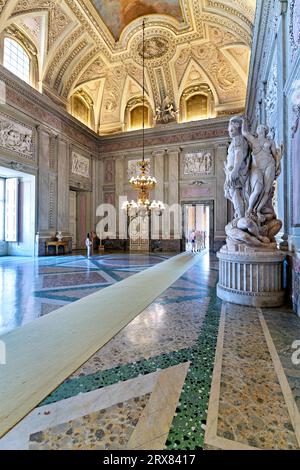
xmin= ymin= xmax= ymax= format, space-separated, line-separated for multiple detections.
xmin=85 ymin=233 xmax=92 ymax=258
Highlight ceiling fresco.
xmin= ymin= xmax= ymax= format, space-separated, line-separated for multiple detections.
xmin=91 ymin=0 xmax=184 ymax=40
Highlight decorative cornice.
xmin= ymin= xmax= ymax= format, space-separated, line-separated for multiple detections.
xmin=100 ymin=118 xmax=229 ymax=154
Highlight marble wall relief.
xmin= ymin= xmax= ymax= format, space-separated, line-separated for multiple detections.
xmin=71 ymin=151 xmax=90 ymax=178
xmin=0 ymin=113 xmax=34 ymax=161
xmin=289 ymin=0 xmax=300 ymax=62
xmin=291 ymin=104 xmax=300 ymax=226
xmin=183 ymin=152 xmax=213 ymax=176
xmin=265 ymin=59 xmax=278 ymax=128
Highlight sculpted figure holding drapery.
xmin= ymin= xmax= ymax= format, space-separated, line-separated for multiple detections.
xmin=223 ymin=116 xmax=282 ymax=249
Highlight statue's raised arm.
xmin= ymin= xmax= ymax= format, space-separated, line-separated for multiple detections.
xmin=241 ymin=117 xmax=256 ymax=146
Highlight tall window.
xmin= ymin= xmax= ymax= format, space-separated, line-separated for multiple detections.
xmin=130 ymin=106 xmax=149 ymax=130
xmin=3 ymin=37 xmax=30 ymax=84
xmin=0 ymin=179 xmax=4 ymax=241
xmin=72 ymin=95 xmax=89 ymax=125
xmin=0 ymin=178 xmax=19 ymax=242
xmin=186 ymin=94 xmax=208 ymax=121
xmin=5 ymin=178 xmax=18 ymax=242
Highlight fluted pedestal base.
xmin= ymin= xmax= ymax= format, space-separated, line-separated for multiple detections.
xmin=217 ymin=245 xmax=286 ymax=307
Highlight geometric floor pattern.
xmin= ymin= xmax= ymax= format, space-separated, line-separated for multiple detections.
xmin=0 ymin=364 xmax=189 ymax=450
xmin=0 ymin=251 xmax=300 ymax=450
xmin=0 ymin=253 xmax=168 ymax=335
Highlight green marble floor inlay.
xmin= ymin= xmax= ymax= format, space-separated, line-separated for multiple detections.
xmin=39 ymin=281 xmax=221 ymax=451
xmin=166 ymin=290 xmax=221 ymax=450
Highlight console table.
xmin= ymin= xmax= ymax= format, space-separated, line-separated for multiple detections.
xmin=46 ymin=240 xmax=68 ymax=255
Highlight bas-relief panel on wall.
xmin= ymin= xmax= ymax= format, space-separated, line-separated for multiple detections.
xmin=91 ymin=0 xmax=183 ymax=40
xmin=290 ymin=0 xmax=300 ymax=62
xmin=0 ymin=112 xmax=34 ymax=161
xmin=265 ymin=52 xmax=278 ymax=133
xmin=71 ymin=151 xmax=90 ymax=178
xmin=183 ymin=152 xmax=213 ymax=176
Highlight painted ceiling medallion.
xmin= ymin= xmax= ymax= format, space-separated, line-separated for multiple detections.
xmin=90 ymin=0 xmax=183 ymax=41
xmin=138 ymin=36 xmax=168 ymax=60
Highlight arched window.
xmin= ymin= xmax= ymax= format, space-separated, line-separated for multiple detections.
xmin=186 ymin=94 xmax=208 ymax=121
xmin=72 ymin=95 xmax=89 ymax=125
xmin=70 ymin=90 xmax=94 ymax=128
xmin=130 ymin=105 xmax=149 ymax=130
xmin=180 ymin=84 xmax=215 ymax=123
xmin=124 ymin=97 xmax=153 ymax=132
xmin=3 ymin=37 xmax=30 ymax=84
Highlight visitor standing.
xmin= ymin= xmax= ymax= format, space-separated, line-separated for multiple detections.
xmin=190 ymin=230 xmax=196 ymax=253
xmin=85 ymin=233 xmax=92 ymax=258
xmin=195 ymin=231 xmax=202 ymax=252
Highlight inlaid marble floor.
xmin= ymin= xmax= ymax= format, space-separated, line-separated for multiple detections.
xmin=0 ymin=253 xmax=168 ymax=335
xmin=0 ymin=252 xmax=300 ymax=450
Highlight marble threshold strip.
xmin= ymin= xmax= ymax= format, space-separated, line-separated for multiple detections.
xmin=0 ymin=252 xmax=198 ymax=439
xmin=205 ymin=304 xmax=300 ymax=450
xmin=258 ymin=309 xmax=300 ymax=447
xmin=204 ymin=304 xmax=259 ymax=450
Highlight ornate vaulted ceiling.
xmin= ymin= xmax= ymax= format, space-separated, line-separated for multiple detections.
xmin=0 ymin=0 xmax=256 ymax=134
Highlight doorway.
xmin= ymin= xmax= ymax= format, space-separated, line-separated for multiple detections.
xmin=182 ymin=202 xmax=212 ymax=252
xmin=69 ymin=189 xmax=92 ymax=251
xmin=0 ymin=166 xmax=35 ymax=256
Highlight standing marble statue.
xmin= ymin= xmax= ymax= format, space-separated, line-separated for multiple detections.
xmin=224 ymin=116 xmax=250 ymax=219
xmin=217 ymin=116 xmax=285 ymax=307
xmin=224 ymin=116 xmax=282 ymax=249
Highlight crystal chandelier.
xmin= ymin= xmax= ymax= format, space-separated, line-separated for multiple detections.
xmin=123 ymin=19 xmax=164 ymax=215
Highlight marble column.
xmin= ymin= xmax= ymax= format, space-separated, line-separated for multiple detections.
xmin=166 ymin=148 xmax=181 ymax=248
xmin=278 ymin=0 xmax=289 ymax=251
xmin=57 ymin=138 xmax=69 ymax=233
xmin=37 ymin=127 xmax=51 ymax=233
xmin=167 ymin=148 xmax=180 ymax=206
xmin=153 ymin=149 xmax=165 ymax=202
xmin=215 ymin=144 xmax=228 ymax=251
xmin=115 ymin=155 xmax=125 ymax=240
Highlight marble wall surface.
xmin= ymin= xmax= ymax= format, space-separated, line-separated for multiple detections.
xmin=100 ymin=119 xmax=230 ymax=252
xmin=247 ymin=0 xmax=300 ymax=314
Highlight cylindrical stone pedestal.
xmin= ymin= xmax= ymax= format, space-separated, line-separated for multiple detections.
xmin=217 ymin=246 xmax=285 ymax=307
